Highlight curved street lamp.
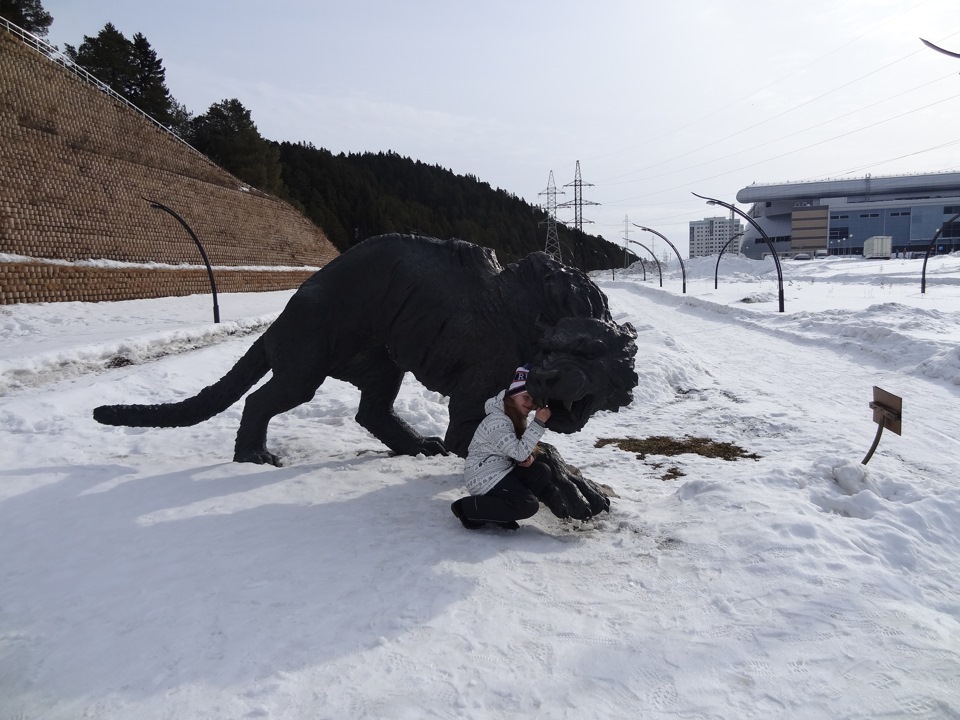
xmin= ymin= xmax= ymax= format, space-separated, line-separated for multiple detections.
xmin=633 ymin=225 xmax=686 ymax=294
xmin=920 ymin=37 xmax=960 ymax=58
xmin=714 ymin=231 xmax=745 ymax=290
xmin=616 ymin=241 xmax=646 ymax=281
xmin=626 ymin=239 xmax=662 ymax=287
xmin=146 ymin=199 xmax=220 ymax=323
xmin=692 ymin=193 xmax=785 ymax=312
xmin=921 ymin=210 xmax=960 ymax=294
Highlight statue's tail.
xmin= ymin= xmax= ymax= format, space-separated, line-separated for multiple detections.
xmin=93 ymin=337 xmax=270 ymax=428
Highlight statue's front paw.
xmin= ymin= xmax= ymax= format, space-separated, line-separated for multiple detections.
xmin=582 ymin=486 xmax=611 ymax=516
xmin=418 ymin=436 xmax=449 ymax=457
xmin=568 ymin=496 xmax=594 ymax=521
xmin=544 ymin=483 xmax=592 ymax=520
xmin=542 ymin=489 xmax=571 ymax=519
xmin=234 ymin=449 xmax=282 ymax=467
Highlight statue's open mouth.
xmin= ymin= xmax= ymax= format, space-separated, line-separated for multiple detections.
xmin=539 ymin=395 xmax=592 ymax=434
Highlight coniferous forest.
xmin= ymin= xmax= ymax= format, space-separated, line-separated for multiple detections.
xmin=2 ymin=0 xmax=630 ymax=269
xmin=276 ymin=143 xmax=626 ymax=267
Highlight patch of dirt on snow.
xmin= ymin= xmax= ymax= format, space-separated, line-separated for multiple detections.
xmin=595 ymin=435 xmax=761 ymax=463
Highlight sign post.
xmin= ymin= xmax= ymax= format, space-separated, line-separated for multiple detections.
xmin=862 ymin=387 xmax=902 ymax=465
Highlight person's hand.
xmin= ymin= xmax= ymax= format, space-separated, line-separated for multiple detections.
xmin=518 ymin=455 xmax=534 ymax=467
xmin=534 ymin=406 xmax=551 ymax=423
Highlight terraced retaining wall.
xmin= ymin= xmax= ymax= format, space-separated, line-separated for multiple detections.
xmin=0 ymin=26 xmax=337 ymax=305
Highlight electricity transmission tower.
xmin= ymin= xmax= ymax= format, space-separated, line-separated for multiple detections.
xmin=559 ymin=160 xmax=599 ymax=267
xmin=539 ymin=170 xmax=563 ymax=262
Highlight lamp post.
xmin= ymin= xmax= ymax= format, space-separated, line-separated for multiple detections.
xmin=692 ymin=192 xmax=785 ymax=312
xmin=633 ymin=225 xmax=686 ymax=294
xmin=620 ymin=246 xmax=645 ymax=280
xmin=920 ymin=38 xmax=960 ymax=58
xmin=626 ymin=239 xmax=662 ymax=287
xmin=714 ymin=231 xmax=745 ymax=290
xmin=921 ymin=211 xmax=960 ymax=294
xmin=146 ymin=199 xmax=220 ymax=323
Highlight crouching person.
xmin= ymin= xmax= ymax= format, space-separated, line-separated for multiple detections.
xmin=451 ymin=364 xmax=569 ymax=530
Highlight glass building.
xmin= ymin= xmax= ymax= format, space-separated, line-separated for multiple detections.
xmin=735 ymin=172 xmax=960 ymax=259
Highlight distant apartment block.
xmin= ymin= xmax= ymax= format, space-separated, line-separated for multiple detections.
xmin=736 ymin=172 xmax=960 ymax=259
xmin=688 ymin=216 xmax=745 ymax=258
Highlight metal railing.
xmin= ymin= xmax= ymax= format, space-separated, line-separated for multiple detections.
xmin=1 ymin=16 xmax=206 ymax=161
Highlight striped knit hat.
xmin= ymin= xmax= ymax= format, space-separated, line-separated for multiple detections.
xmin=507 ymin=364 xmax=532 ymax=397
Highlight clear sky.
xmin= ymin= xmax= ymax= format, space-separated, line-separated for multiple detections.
xmin=39 ymin=0 xmax=960 ymax=254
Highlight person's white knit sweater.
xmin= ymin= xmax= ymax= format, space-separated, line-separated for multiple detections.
xmin=462 ymin=390 xmax=545 ymax=495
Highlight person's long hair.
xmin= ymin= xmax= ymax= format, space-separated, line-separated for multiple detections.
xmin=505 ymin=393 xmax=542 ymax=459
xmin=504 ymin=394 xmax=529 ymax=438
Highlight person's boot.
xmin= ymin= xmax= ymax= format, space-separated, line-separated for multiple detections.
xmin=451 ymin=499 xmax=520 ymax=530
xmin=451 ymin=499 xmax=484 ymax=529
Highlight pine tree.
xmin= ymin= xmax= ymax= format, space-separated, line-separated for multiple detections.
xmin=0 ymin=0 xmax=53 ymax=37
xmin=190 ymin=99 xmax=285 ymax=196
xmin=64 ymin=23 xmax=136 ymax=96
xmin=167 ymin=100 xmax=193 ymax=140
xmin=64 ymin=23 xmax=180 ymax=129
xmin=128 ymin=32 xmax=173 ymax=125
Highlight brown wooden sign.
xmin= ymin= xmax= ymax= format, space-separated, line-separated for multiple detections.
xmin=870 ymin=386 xmax=902 ymax=436
xmin=863 ymin=386 xmax=903 ymax=464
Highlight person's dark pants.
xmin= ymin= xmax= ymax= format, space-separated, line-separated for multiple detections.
xmin=459 ymin=460 xmax=554 ymax=525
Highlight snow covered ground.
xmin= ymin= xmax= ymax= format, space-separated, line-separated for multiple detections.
xmin=2 ymin=253 xmax=959 ymax=719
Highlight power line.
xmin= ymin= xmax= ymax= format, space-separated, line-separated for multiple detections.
xmin=604 ymin=92 xmax=960 ymax=204
xmin=802 ymin=138 xmax=960 ymax=180
xmin=583 ymin=10 xmax=958 ymax=185
xmin=598 ymin=72 xmax=958 ymax=188
xmin=598 ymin=48 xmax=940 ymax=187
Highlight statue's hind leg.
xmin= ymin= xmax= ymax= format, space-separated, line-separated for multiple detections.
xmin=234 ymin=375 xmax=322 ymax=466
xmin=346 ymin=347 xmax=448 ymax=456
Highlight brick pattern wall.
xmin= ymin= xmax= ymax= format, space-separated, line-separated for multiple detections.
xmin=0 ymin=29 xmax=339 ymax=304
xmin=0 ymin=262 xmax=315 ymax=304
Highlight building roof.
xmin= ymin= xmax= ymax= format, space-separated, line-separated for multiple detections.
xmin=736 ymin=171 xmax=960 ymax=203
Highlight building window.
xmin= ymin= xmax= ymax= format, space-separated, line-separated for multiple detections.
xmin=859 ymin=213 xmax=879 ymax=218
xmin=945 ymin=206 xmax=960 ymax=214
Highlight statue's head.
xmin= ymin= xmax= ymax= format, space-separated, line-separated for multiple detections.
xmin=525 ymin=316 xmax=638 ymax=434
